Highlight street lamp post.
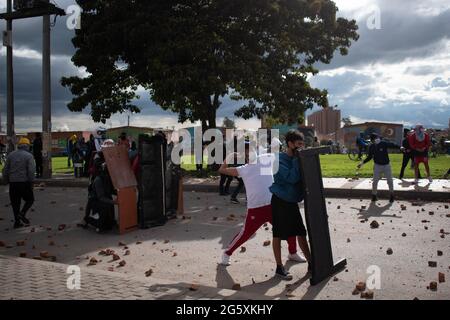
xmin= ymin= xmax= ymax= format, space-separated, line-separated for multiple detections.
xmin=42 ymin=0 xmax=52 ymax=178
xmin=6 ymin=0 xmax=15 ymax=153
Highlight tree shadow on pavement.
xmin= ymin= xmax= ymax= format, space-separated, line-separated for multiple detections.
xmin=215 ymin=265 xmax=283 ymax=297
xmin=215 ymin=263 xmax=324 ymax=300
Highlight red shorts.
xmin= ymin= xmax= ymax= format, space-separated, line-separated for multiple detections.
xmin=414 ymin=156 xmax=428 ymax=164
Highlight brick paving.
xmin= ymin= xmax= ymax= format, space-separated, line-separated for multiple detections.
xmin=0 ymin=255 xmax=268 ymax=300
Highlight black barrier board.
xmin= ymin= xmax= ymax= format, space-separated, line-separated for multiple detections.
xmin=297 ymin=146 xmax=347 ymax=285
xmin=138 ymin=134 xmax=167 ymax=228
xmin=165 ymin=143 xmax=180 ymax=219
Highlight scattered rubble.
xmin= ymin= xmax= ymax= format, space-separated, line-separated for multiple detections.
xmin=370 ymin=220 xmax=379 ymax=229
xmin=240 ymin=247 xmax=246 ymax=253
xmin=356 ymin=282 xmax=366 ymax=291
xmin=263 ymin=240 xmax=271 ymax=247
xmin=118 ymin=260 xmax=126 ymax=267
xmin=88 ymin=257 xmax=98 ymax=266
xmin=189 ymin=284 xmax=199 ymax=291
xmin=386 ymin=248 xmax=393 ymax=255
xmin=360 ymin=291 xmax=374 ymax=299
xmin=428 ymin=261 xmax=437 ymax=268
xmin=145 ymin=269 xmax=153 ymax=277
xmin=429 ymin=281 xmax=438 ymax=291
xmin=438 ymin=273 xmax=445 ymax=283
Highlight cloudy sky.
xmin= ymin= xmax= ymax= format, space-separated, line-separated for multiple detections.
xmin=0 ymin=0 xmax=449 ymax=133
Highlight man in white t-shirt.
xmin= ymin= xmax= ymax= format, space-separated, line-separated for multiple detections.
xmin=218 ymin=141 xmax=305 ymax=266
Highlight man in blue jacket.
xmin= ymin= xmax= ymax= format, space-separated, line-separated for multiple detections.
xmin=270 ymin=130 xmax=311 ymax=280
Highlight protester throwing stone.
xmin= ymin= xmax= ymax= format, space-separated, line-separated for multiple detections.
xmin=357 ymin=133 xmax=399 ymax=202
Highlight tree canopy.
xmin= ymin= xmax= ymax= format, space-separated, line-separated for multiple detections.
xmin=62 ymin=0 xmax=359 ymax=130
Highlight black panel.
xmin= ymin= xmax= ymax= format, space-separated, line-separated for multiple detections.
xmin=137 ymin=134 xmax=167 ymax=228
xmin=297 ymin=146 xmax=347 ymax=285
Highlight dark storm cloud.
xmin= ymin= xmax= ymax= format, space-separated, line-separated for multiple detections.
xmin=0 ymin=0 xmax=77 ymax=56
xmin=318 ymin=1 xmax=450 ymax=70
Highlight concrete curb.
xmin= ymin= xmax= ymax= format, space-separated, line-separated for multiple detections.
xmin=24 ymin=178 xmax=450 ymax=202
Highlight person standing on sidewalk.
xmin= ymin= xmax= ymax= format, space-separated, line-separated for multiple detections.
xmin=357 ymin=133 xmax=399 ymax=202
xmin=2 ymin=138 xmax=36 ymax=229
xmin=408 ymin=124 xmax=432 ymax=184
xmin=218 ymin=141 xmax=305 ymax=267
xmin=270 ymin=130 xmax=312 ymax=280
xmin=32 ymin=133 xmax=43 ymax=178
xmin=218 ymin=139 xmax=232 ymax=196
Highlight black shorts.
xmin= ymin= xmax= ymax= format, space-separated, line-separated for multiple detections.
xmin=271 ymin=194 xmax=307 ymax=240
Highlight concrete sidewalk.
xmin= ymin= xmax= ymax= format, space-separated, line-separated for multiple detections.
xmin=1 ymin=188 xmax=449 ymax=300
xmin=0 ymin=255 xmax=268 ymax=300
xmin=5 ymin=174 xmax=448 ymax=201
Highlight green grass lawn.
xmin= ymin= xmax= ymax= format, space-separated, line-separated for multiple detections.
xmin=176 ymin=154 xmax=449 ymax=179
xmin=1 ymin=154 xmax=448 ymax=178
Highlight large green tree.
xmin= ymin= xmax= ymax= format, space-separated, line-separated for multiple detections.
xmin=62 ymin=0 xmax=358 ymax=130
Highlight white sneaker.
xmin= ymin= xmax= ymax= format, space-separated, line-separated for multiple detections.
xmin=428 ymin=177 xmax=433 ymax=183
xmin=288 ymin=253 xmax=307 ymax=263
xmin=219 ymin=252 xmax=230 ymax=266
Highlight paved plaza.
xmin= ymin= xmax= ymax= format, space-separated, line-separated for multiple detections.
xmin=0 ymin=185 xmax=449 ymax=300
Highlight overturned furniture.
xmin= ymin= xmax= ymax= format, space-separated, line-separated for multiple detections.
xmin=102 ymin=145 xmax=139 ymax=234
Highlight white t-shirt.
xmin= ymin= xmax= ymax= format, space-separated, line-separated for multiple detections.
xmin=236 ymin=153 xmax=275 ymax=209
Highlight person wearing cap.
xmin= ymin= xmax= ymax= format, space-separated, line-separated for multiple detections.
xmin=2 ymin=138 xmax=36 ymax=228
xmin=94 ymin=127 xmax=107 ymax=152
xmin=408 ymin=124 xmax=432 ymax=183
xmin=357 ymin=133 xmax=400 ymax=202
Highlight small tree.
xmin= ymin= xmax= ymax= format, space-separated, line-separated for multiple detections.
xmin=342 ymin=117 xmax=353 ymax=127
xmin=222 ymin=117 xmax=236 ymax=129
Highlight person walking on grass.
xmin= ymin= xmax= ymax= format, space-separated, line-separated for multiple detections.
xmin=2 ymin=138 xmax=35 ymax=229
xmin=357 ymin=133 xmax=399 ymax=202
xmin=218 ymin=140 xmax=306 ymax=268
xmin=270 ymin=130 xmax=312 ymax=280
